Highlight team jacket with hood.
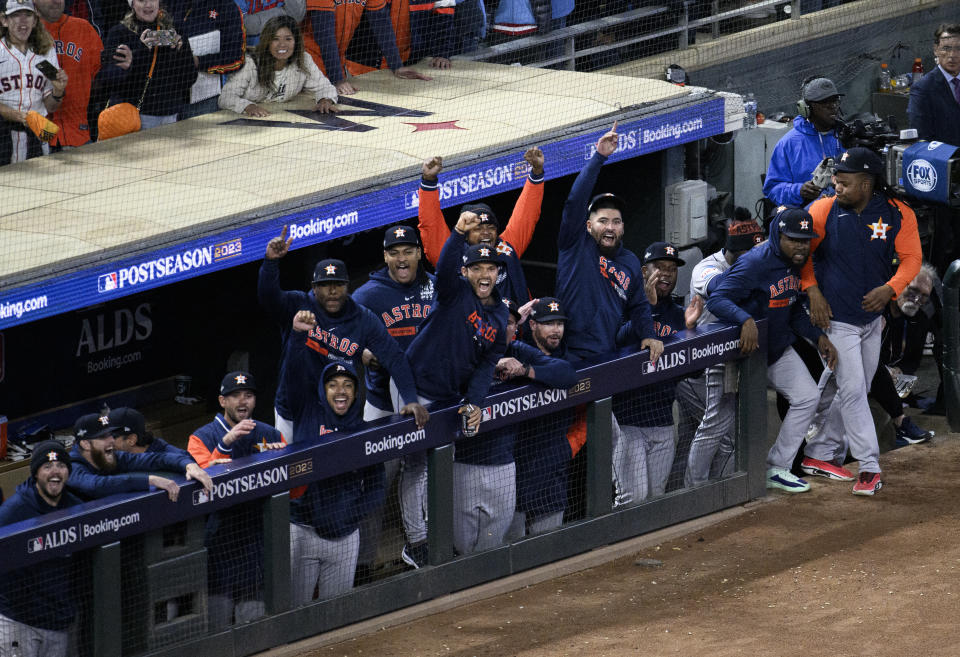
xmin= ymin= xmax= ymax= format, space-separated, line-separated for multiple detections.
xmin=66 ymin=446 xmax=193 ymax=499
xmin=406 ymin=230 xmax=509 ymax=405
xmin=706 ymin=217 xmax=823 ymax=365
xmin=762 ymin=115 xmax=843 ymax=207
xmin=287 ymin=361 xmax=385 ymax=539
xmin=352 ymin=265 xmax=435 ymax=411
xmin=556 ymin=150 xmax=655 ymax=357
xmin=0 ymin=479 xmax=83 ymax=631
xmin=418 ymin=169 xmax=544 ymax=307
xmin=800 ymin=194 xmax=922 ymax=326
xmin=258 ymin=258 xmax=419 ymax=418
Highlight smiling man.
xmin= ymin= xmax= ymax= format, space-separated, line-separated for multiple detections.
xmin=0 ymin=441 xmax=82 ymax=657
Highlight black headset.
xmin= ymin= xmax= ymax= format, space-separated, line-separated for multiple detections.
xmin=796 ymin=75 xmax=822 ymax=119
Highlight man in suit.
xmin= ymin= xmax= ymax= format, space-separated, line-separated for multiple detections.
xmin=908 ymin=23 xmax=960 ymax=273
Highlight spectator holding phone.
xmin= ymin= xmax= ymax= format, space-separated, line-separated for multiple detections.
xmin=95 ymin=0 xmax=197 ymax=130
xmin=219 ymin=15 xmax=337 ymax=116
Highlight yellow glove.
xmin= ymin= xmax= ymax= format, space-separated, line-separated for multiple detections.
xmin=25 ymin=110 xmax=59 ymax=143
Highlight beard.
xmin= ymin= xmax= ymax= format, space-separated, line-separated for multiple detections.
xmin=899 ymin=300 xmax=920 ymax=317
xmin=90 ymin=449 xmax=117 ymax=473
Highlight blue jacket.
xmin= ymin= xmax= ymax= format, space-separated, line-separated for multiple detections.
xmin=289 ymin=362 xmax=385 ymax=539
xmin=66 ymin=445 xmax=194 ymax=500
xmin=907 ymin=67 xmax=960 ymax=146
xmin=258 ymin=259 xmax=420 ymax=417
xmin=556 ymin=151 xmax=655 ymax=358
xmin=763 ymin=115 xmax=843 ymax=207
xmin=706 ymin=216 xmax=823 ymax=364
xmin=168 ymin=0 xmax=246 ymax=76
xmin=407 ymin=230 xmax=509 ymax=405
xmin=455 ymin=339 xmax=577 ymax=466
xmin=0 ymin=480 xmax=83 ymax=630
xmin=145 ymin=436 xmax=190 ymax=457
xmin=352 ymin=266 xmax=435 ymax=412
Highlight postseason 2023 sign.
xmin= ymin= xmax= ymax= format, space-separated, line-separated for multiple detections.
xmin=0 ymin=321 xmax=760 ymax=570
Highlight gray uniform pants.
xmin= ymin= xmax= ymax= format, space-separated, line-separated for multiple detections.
xmin=289 ymin=523 xmax=359 ymax=605
xmin=452 ymin=461 xmax=515 ymax=555
xmin=766 ymin=346 xmax=823 ymax=469
xmin=684 ymin=364 xmax=737 ymax=486
xmin=613 ymin=422 xmax=675 ymax=506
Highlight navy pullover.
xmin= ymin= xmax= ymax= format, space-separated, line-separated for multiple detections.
xmin=67 ymin=445 xmax=193 ymax=500
xmin=706 ymin=217 xmax=823 ymax=364
xmin=258 ymin=259 xmax=420 ymax=418
xmin=0 ymin=480 xmax=83 ymax=631
xmin=406 ymin=230 xmax=509 ymax=405
xmin=352 ymin=266 xmax=436 ymax=412
xmin=556 ymin=151 xmax=655 ymax=358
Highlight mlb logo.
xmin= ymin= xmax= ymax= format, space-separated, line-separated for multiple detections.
xmin=193 ymin=489 xmax=212 ymax=505
xmin=98 ymin=272 xmax=118 ymax=293
xmin=404 ymin=190 xmax=420 ymax=210
xmin=481 ymin=406 xmax=492 ymax=422
xmin=642 ymin=360 xmax=657 ymax=375
xmin=27 ymin=536 xmax=43 ymax=553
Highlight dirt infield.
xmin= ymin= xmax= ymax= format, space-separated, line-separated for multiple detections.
xmin=282 ymin=421 xmax=959 ymax=657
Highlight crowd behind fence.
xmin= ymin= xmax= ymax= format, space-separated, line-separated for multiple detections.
xmin=0 ymin=322 xmax=768 ymax=657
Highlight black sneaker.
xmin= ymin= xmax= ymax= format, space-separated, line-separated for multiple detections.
xmin=401 ymin=542 xmax=428 ymax=569
xmin=896 ymin=416 xmax=932 ymax=445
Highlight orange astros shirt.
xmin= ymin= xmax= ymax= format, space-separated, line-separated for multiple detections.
xmin=41 ymin=14 xmax=102 ymax=147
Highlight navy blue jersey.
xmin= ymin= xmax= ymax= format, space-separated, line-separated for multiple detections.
xmin=145 ymin=436 xmax=190 ymax=458
xmin=352 ymin=266 xmax=435 ymax=411
xmin=556 ymin=152 xmax=654 ymax=358
xmin=67 ymin=445 xmax=193 ymax=500
xmin=258 ymin=259 xmax=419 ymax=417
xmin=707 ymin=218 xmax=823 ymax=364
xmin=0 ymin=480 xmax=82 ymax=630
xmin=406 ymin=230 xmax=509 ymax=405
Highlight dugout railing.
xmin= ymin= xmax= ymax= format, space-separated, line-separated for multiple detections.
xmin=0 ymin=321 xmax=767 ymax=657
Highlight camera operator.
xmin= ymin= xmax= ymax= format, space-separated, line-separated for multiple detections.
xmin=764 ymin=77 xmax=845 ymax=207
xmin=908 ymin=23 xmax=960 ymax=273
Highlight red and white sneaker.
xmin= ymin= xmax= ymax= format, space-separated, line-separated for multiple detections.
xmin=853 ymin=471 xmax=883 ymax=496
xmin=800 ymin=457 xmax=855 ymax=481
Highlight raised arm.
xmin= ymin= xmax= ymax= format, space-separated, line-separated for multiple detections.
xmin=498 ymin=147 xmax=545 ymax=256
xmin=559 ymin=122 xmax=618 ymax=249
xmin=417 ymin=155 xmax=450 ymax=266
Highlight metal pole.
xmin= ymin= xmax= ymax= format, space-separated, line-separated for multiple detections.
xmin=585 ymin=397 xmax=613 ymax=518
xmin=565 ymin=36 xmax=576 ymax=72
xmin=711 ymin=0 xmax=719 ymax=39
xmin=737 ymin=332 xmax=769 ymax=499
xmin=679 ymin=1 xmax=690 ymax=50
xmin=427 ymin=444 xmax=455 ymax=565
xmin=791 ymin=0 xmax=801 ymax=19
xmin=263 ymin=492 xmax=291 ymax=615
xmin=943 ymin=259 xmax=960 ymax=431
xmin=92 ymin=541 xmax=123 ymax=657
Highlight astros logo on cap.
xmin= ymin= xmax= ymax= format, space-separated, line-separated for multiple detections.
xmin=99 ymin=415 xmax=110 ymax=426
xmin=776 ymin=205 xmax=787 ymax=213
xmin=800 ymin=220 xmax=810 ymax=230
xmin=548 ymin=302 xmax=560 ymax=312
xmin=479 ymin=213 xmax=489 ymax=221
xmin=47 ymin=450 xmax=60 ymax=463
xmin=841 ymin=152 xmax=849 ymax=162
xmin=325 ymin=264 xmax=337 ymax=275
xmin=394 ymin=228 xmax=406 ymax=238
xmin=479 ymin=247 xmax=491 ymax=257
xmin=665 ymin=246 xmax=676 ymax=255
xmin=336 ymin=365 xmax=346 ymax=372
xmin=235 ymin=375 xmax=247 ymax=384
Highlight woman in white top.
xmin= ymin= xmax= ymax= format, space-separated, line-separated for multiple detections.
xmin=219 ymin=15 xmax=337 ymax=116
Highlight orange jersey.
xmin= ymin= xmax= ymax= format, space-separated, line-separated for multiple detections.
xmin=41 ymin=14 xmax=102 ymax=147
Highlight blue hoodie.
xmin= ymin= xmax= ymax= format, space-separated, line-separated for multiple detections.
xmin=352 ymin=265 xmax=436 ymax=412
xmin=556 ymin=151 xmax=655 ymax=358
xmin=258 ymin=259 xmax=420 ymax=418
xmin=763 ymin=115 xmax=843 ymax=207
xmin=706 ymin=217 xmax=823 ymax=364
xmin=288 ymin=362 xmax=385 ymax=539
xmin=66 ymin=445 xmax=194 ymax=500
xmin=0 ymin=479 xmax=83 ymax=630
xmin=406 ymin=230 xmax=509 ymax=405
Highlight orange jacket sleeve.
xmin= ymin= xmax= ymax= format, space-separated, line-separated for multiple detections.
xmin=498 ymin=175 xmax=545 ymax=257
xmin=417 ymin=182 xmax=450 ymax=267
xmin=799 ymin=197 xmax=834 ymax=291
xmin=887 ymin=200 xmax=923 ymax=296
xmin=188 ymin=435 xmax=229 ymax=468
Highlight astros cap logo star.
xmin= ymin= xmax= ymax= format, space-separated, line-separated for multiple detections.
xmin=235 ymin=375 xmax=247 ymax=384
xmin=665 ymin=246 xmax=676 ymax=255
xmin=479 ymin=247 xmax=491 ymax=257
xmin=76 ymin=429 xmax=87 ymax=437
xmin=47 ymin=451 xmax=59 ymax=462
xmin=325 ymin=264 xmax=337 ymax=275
xmin=800 ymin=220 xmax=809 ymax=230
xmin=99 ymin=415 xmax=110 ymax=426
xmin=548 ymin=302 xmax=560 ymax=312
xmin=394 ymin=228 xmax=406 ymax=238
xmin=841 ymin=151 xmax=850 ymax=161
xmin=479 ymin=213 xmax=489 ymax=221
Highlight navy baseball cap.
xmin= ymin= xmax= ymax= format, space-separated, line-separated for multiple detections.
xmin=502 ymin=299 xmax=521 ymax=320
xmin=833 ymin=147 xmax=884 ymax=177
xmin=529 ymin=297 xmax=567 ymax=322
xmin=774 ymin=207 xmax=818 ymax=240
xmin=642 ymin=241 xmax=685 ymax=266
xmin=802 ymin=77 xmax=842 ymax=102
xmin=312 ymin=258 xmax=349 ymax=284
xmin=587 ymin=193 xmax=626 ymax=215
xmin=109 ymin=407 xmax=145 ymax=437
xmin=74 ymin=413 xmax=119 ymax=440
xmin=462 ymin=203 xmax=498 ymax=229
xmin=322 ymin=362 xmax=359 ymax=387
xmin=462 ymin=243 xmax=500 ymax=267
xmin=220 ymin=371 xmax=257 ymax=395
xmin=383 ymin=224 xmax=420 ymax=248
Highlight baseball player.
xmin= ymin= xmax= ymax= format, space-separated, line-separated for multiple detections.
xmin=36 ymin=0 xmax=101 ymax=147
xmin=0 ymin=0 xmax=68 ymax=163
xmin=675 ymin=217 xmax=763 ymax=487
xmin=351 ymin=224 xmax=434 ymax=582
xmin=418 ymin=148 xmax=546 ymax=308
xmin=258 ymin=229 xmax=427 ymax=441
xmin=0 ymin=441 xmax=81 ymax=657
xmin=453 ymin=299 xmax=577 ymax=554
xmin=613 ymin=242 xmax=701 ymax=504
xmin=800 ymin=147 xmax=922 ymax=495
xmin=283 ymin=327 xmax=386 ymax=603
xmin=301 ymin=0 xmax=428 ymax=96
xmin=706 ymin=207 xmax=838 ymax=493
xmin=400 ymin=213 xmax=510 ymax=567
xmin=110 ymin=406 xmax=191 ymax=457
xmin=188 ymin=372 xmax=286 ymax=629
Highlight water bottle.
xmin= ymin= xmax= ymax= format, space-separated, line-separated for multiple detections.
xmin=879 ymin=63 xmax=891 ymax=93
xmin=743 ymin=93 xmax=757 ymax=129
xmin=912 ymin=57 xmax=924 ymax=82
